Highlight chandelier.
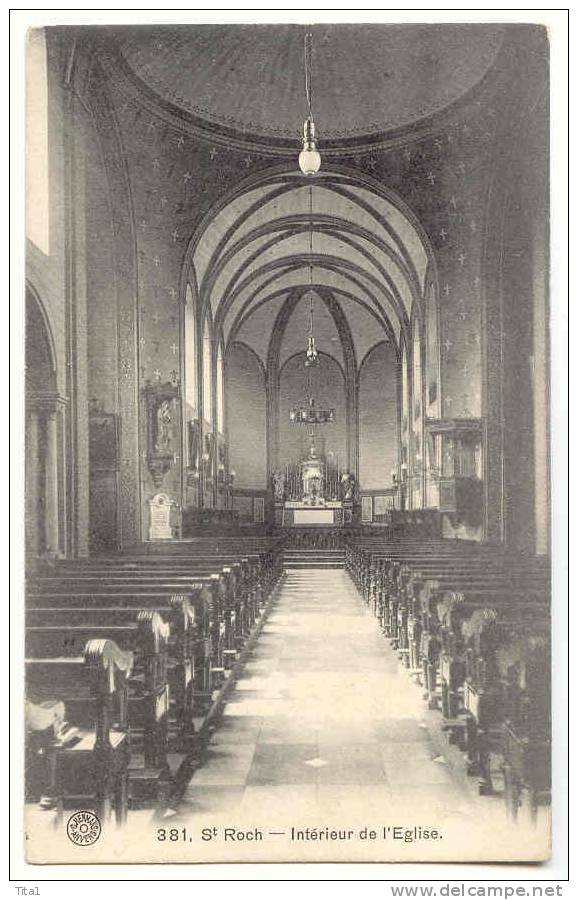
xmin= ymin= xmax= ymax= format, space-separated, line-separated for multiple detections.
xmin=290 ymin=397 xmax=335 ymax=426
xmin=298 ymin=32 xmax=321 ymax=176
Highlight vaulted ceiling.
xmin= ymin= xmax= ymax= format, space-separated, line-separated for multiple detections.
xmin=110 ymin=23 xmax=504 ymax=145
xmin=188 ymin=169 xmax=434 ymax=371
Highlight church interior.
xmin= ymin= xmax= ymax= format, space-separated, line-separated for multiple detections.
xmin=24 ymin=23 xmax=551 ymax=860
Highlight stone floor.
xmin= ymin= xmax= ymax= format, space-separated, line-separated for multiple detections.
xmin=173 ymin=569 xmax=482 ymax=828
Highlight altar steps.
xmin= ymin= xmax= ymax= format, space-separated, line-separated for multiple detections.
xmin=283 ymin=550 xmax=345 ymax=569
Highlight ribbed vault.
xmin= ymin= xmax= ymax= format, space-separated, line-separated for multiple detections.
xmin=184 ymin=166 xmax=437 ymax=478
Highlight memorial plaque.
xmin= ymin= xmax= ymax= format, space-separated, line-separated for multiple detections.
xmin=374 ymin=494 xmax=392 ymax=515
xmin=361 ymin=495 xmax=373 ymax=523
xmin=253 ymin=496 xmax=265 ymax=523
xmin=148 ymin=492 xmax=173 ymax=540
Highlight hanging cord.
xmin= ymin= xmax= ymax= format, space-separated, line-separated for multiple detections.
xmin=308 ymin=184 xmax=314 ymax=291
xmin=304 ymin=31 xmax=313 ymax=121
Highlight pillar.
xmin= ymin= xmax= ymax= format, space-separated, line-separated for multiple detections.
xmin=26 ymin=411 xmax=40 ymax=558
xmin=532 ymin=218 xmax=549 ymax=556
xmin=44 ymin=407 xmax=60 ymax=555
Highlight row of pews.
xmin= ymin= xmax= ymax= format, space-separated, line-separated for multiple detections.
xmin=345 ymin=535 xmax=550 ymax=823
xmin=25 ymin=537 xmax=284 ymax=825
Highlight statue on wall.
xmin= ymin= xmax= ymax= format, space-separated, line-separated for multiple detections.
xmin=142 ymin=380 xmax=180 ymax=488
xmin=155 ymin=400 xmax=173 ymax=452
xmin=272 ymin=470 xmax=286 ymax=501
xmin=340 ymin=471 xmax=357 ymax=502
xmin=187 ymin=419 xmax=200 ymax=471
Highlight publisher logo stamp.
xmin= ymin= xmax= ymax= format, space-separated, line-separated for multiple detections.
xmin=66 ymin=811 xmax=101 ymax=846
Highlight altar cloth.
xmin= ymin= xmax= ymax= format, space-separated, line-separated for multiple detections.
xmin=292 ymin=508 xmax=335 ymax=525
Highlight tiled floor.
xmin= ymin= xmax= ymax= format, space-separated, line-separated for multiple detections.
xmin=172 ymin=569 xmax=481 ymax=828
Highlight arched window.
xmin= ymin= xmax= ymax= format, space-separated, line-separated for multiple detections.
xmin=216 ymin=340 xmax=224 ymax=434
xmin=203 ymin=313 xmax=213 ymax=425
xmin=400 ymin=339 xmax=410 ymax=501
xmin=426 ymin=283 xmax=439 ymax=414
xmin=401 ymin=341 xmax=409 ymax=435
xmin=184 ymin=284 xmax=196 ymax=414
xmin=412 ymin=314 xmax=424 ymax=508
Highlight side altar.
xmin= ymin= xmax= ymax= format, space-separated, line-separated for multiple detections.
xmin=272 ymin=439 xmax=357 ymax=527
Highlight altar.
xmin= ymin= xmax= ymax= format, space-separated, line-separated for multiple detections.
xmin=283 ymin=501 xmax=343 ymax=526
xmin=272 ymin=439 xmax=355 ymax=527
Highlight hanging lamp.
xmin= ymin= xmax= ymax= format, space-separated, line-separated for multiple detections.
xmin=305 ymin=186 xmax=318 ymax=367
xmin=298 ymin=32 xmax=321 ymax=175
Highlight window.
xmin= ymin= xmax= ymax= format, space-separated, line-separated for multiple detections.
xmin=184 ymin=285 xmax=196 ymax=412
xmin=426 ymin=283 xmax=439 ymax=412
xmin=401 ymin=342 xmax=409 ymax=433
xmin=412 ymin=314 xmax=424 ymax=508
xmin=216 ymin=341 xmax=224 ymax=433
xmin=413 ymin=317 xmax=423 ymax=421
xmin=203 ymin=314 xmax=213 ymax=424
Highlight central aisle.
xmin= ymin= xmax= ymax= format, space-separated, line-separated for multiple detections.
xmin=175 ymin=569 xmax=478 ymax=828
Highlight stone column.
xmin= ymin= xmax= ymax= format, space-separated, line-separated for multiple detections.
xmin=44 ymin=407 xmax=60 ymax=555
xmin=25 ymin=411 xmax=40 ymax=558
xmin=532 ymin=218 xmax=549 ymax=556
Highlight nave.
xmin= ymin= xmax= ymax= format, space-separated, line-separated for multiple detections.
xmin=24 ymin=530 xmax=550 ymax=863
xmin=160 ymin=566 xmax=547 ymax=863
xmin=175 ymin=568 xmax=475 ymax=819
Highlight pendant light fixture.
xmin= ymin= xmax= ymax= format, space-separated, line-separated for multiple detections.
xmin=298 ymin=31 xmax=321 ymax=176
xmin=289 ymin=186 xmax=335 ymax=426
xmin=305 ymin=185 xmax=318 ymax=367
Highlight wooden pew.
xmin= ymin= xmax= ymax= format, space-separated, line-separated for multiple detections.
xmin=25 ymin=535 xmax=284 ymax=815
xmin=343 ymin=533 xmax=550 ymax=818
xmin=26 ymin=609 xmax=173 ymax=805
xmin=25 ymin=639 xmax=133 ymax=824
xmin=457 ymin=611 xmax=549 ymax=797
xmin=497 ymin=633 xmax=551 ymax=822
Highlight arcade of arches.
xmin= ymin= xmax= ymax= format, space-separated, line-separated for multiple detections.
xmin=24 ymin=25 xmax=551 ymax=852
